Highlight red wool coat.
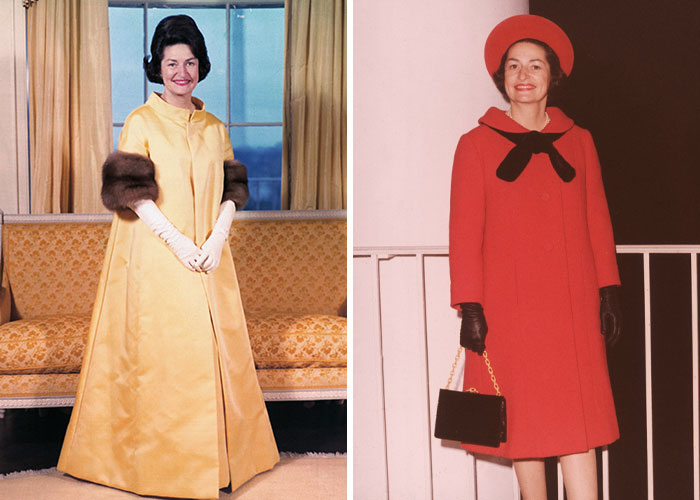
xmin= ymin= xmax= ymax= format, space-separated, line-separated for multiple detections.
xmin=449 ymin=107 xmax=620 ymax=458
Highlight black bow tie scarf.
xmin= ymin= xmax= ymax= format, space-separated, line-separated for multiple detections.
xmin=487 ymin=127 xmax=576 ymax=182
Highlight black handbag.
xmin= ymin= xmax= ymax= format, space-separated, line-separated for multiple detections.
xmin=434 ymin=348 xmax=507 ymax=447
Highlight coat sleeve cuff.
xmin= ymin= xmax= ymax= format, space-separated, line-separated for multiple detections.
xmin=222 ymin=160 xmax=250 ymax=210
xmin=101 ymin=151 xmax=159 ymax=211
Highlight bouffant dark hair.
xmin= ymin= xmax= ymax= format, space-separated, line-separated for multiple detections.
xmin=492 ymin=38 xmax=567 ymax=103
xmin=143 ymin=15 xmax=211 ymax=84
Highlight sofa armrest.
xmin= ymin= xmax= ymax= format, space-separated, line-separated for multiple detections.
xmin=0 ymin=264 xmax=10 ymax=325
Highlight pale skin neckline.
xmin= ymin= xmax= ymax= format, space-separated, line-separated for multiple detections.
xmin=156 ymin=92 xmax=201 ymax=113
xmin=507 ymin=101 xmax=549 ymax=131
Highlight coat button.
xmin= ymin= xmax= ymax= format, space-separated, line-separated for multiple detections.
xmin=544 ymin=243 xmax=553 ymax=251
xmin=541 ymin=193 xmax=551 ymax=201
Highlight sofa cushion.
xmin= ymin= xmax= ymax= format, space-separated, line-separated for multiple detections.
xmin=247 ymin=314 xmax=347 ymax=368
xmin=256 ymin=367 xmax=346 ymax=391
xmin=0 ymin=368 xmax=348 ymax=398
xmin=0 ymin=314 xmax=89 ymax=374
xmin=0 ymin=373 xmax=81 ymax=397
xmin=0 ymin=312 xmax=347 ymax=374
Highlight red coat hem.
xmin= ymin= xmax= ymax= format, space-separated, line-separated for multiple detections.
xmin=460 ymin=432 xmax=620 ymax=460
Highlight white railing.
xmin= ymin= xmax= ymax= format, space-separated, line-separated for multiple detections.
xmin=354 ymin=244 xmax=700 ymax=500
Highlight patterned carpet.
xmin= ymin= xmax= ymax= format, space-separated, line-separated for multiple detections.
xmin=0 ymin=454 xmax=347 ymax=499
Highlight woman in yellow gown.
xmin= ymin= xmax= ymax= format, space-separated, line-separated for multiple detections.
xmin=57 ymin=15 xmax=279 ymax=499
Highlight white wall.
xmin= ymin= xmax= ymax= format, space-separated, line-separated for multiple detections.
xmin=0 ymin=1 xmax=29 ymax=215
xmin=353 ymin=1 xmax=528 ymax=498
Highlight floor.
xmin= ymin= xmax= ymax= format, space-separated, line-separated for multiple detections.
xmin=0 ymin=400 xmax=347 ymax=475
xmin=0 ymin=457 xmax=347 ymax=500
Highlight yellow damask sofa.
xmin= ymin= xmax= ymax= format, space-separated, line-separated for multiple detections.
xmin=0 ymin=210 xmax=346 ymax=411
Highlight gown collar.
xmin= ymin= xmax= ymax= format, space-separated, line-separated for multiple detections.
xmin=478 ymin=106 xmax=574 ymax=134
xmin=146 ymin=92 xmax=206 ymax=122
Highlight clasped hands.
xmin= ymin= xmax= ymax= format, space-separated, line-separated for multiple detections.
xmin=130 ymin=199 xmax=235 ymax=274
xmin=458 ymin=286 xmax=622 ymax=354
xmin=172 ymin=230 xmax=227 ymax=273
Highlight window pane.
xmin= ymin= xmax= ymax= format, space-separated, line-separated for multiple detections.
xmin=247 ymin=178 xmax=282 ymax=211
xmin=230 ymin=7 xmax=284 ymax=123
xmin=109 ymin=7 xmax=145 ymax=122
xmin=113 ymin=126 xmax=123 ymax=151
xmin=147 ymin=8 xmax=227 ymax=122
xmin=229 ymin=126 xmax=282 ymax=210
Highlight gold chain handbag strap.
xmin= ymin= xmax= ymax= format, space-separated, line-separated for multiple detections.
xmin=444 ymin=346 xmax=502 ymax=397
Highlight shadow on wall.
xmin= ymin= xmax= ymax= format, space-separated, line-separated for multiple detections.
xmin=531 ymin=0 xmax=700 ymax=244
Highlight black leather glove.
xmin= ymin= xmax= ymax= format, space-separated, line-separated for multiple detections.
xmin=600 ymin=285 xmax=622 ymax=347
xmin=459 ymin=302 xmax=488 ymax=355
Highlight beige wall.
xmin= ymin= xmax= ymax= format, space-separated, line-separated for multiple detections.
xmin=0 ymin=1 xmax=29 ymax=215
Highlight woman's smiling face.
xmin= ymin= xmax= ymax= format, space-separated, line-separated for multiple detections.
xmin=160 ymin=43 xmax=199 ymax=101
xmin=504 ymin=41 xmax=551 ymax=106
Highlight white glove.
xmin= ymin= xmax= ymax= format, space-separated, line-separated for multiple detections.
xmin=194 ymin=200 xmax=236 ymax=273
xmin=130 ymin=199 xmax=202 ymax=271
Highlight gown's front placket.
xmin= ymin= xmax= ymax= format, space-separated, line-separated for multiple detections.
xmin=185 ymin=115 xmax=199 ymax=244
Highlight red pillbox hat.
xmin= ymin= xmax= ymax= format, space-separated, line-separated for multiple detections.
xmin=484 ymin=14 xmax=574 ymax=77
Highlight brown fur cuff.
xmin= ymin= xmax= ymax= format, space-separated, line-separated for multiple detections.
xmin=223 ymin=160 xmax=250 ymax=209
xmin=101 ymin=151 xmax=159 ymax=211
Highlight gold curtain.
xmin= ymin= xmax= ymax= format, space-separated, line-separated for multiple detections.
xmin=27 ymin=0 xmax=112 ymax=213
xmin=282 ymin=0 xmax=346 ymax=210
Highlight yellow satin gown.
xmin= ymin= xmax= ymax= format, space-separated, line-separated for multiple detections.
xmin=58 ymin=93 xmax=280 ymax=499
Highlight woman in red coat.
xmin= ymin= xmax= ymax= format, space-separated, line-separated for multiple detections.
xmin=449 ymin=15 xmax=622 ymax=499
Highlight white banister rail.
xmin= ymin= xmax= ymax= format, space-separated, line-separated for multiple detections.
xmin=354 ymin=244 xmax=700 ymax=500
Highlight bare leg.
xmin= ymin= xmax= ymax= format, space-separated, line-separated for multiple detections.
xmin=560 ymin=449 xmax=597 ymax=500
xmin=514 ymin=458 xmax=547 ymax=500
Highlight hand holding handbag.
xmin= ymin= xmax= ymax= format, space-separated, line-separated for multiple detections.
xmin=434 ymin=347 xmax=507 ymax=447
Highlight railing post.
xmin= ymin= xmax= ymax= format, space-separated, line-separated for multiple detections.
xmin=643 ymin=252 xmax=654 ymax=499
xmin=416 ymin=252 xmax=435 ymax=499
xmin=691 ymin=253 xmax=699 ymax=500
